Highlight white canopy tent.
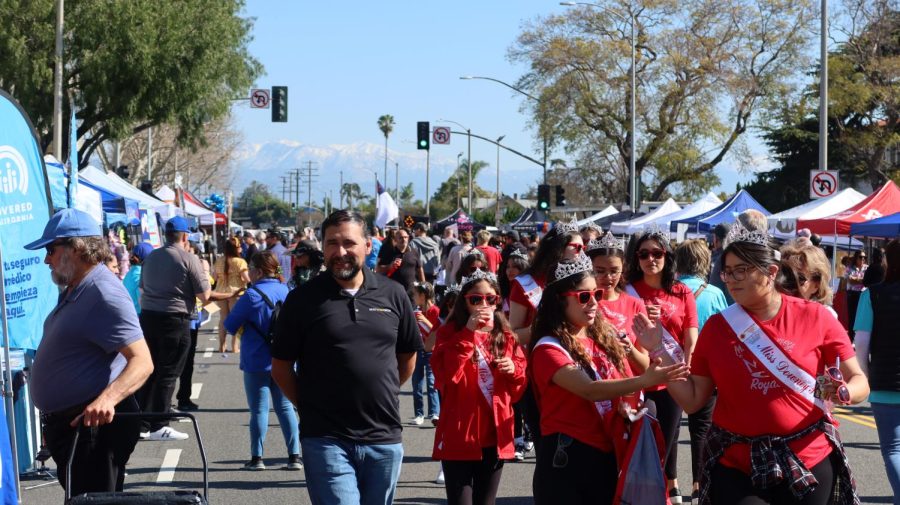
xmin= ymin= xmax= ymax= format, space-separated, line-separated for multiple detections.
xmin=80 ymin=165 xmax=177 ymax=217
xmin=576 ymin=205 xmax=619 ymax=227
xmin=767 ymin=188 xmax=867 ymax=239
xmin=660 ymin=192 xmax=723 ymax=241
xmin=74 ymin=184 xmax=103 ymax=223
xmin=610 ymin=198 xmax=682 ymax=234
xmin=155 ymin=185 xmax=218 ymax=225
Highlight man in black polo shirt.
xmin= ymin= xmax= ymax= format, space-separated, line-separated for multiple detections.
xmin=376 ymin=226 xmax=424 ymax=292
xmin=271 ymin=210 xmax=421 ymax=505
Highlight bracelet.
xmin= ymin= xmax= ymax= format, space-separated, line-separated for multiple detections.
xmin=649 ymin=345 xmax=666 ymax=360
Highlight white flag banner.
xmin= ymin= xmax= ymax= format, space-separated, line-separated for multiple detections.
xmin=375 ymin=190 xmax=399 ymax=229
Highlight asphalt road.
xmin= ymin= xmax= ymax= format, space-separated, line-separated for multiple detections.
xmin=23 ymin=313 xmax=895 ymax=504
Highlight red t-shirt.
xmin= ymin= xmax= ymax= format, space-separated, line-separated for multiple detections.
xmin=691 ymin=295 xmax=855 ymax=474
xmin=531 ymin=337 xmax=631 ymax=452
xmin=509 ymin=275 xmax=546 ymax=330
xmin=598 ymin=293 xmax=646 ymax=344
xmin=418 ymin=304 xmax=441 ymax=341
xmin=476 ymin=245 xmax=502 ymax=274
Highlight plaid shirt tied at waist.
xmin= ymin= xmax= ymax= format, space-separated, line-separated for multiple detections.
xmin=697 ymin=418 xmax=858 ymax=505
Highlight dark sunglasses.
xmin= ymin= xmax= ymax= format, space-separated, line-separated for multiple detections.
xmin=637 ymin=249 xmax=665 ymax=260
xmin=464 ymin=294 xmax=499 ymax=306
xmin=561 ymin=289 xmax=603 ymax=304
xmin=46 ymin=240 xmax=69 ymax=256
xmin=797 ymin=273 xmax=821 ymax=285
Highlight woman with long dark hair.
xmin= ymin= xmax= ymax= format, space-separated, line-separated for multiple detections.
xmin=529 ymin=253 xmax=688 ymax=504
xmin=431 ymin=271 xmax=527 ymax=505
xmin=854 ymin=239 xmax=900 ymax=501
xmin=624 ymin=227 xmax=699 ymax=502
xmin=634 ymin=224 xmax=867 ymax=504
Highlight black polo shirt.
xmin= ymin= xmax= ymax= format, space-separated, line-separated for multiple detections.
xmin=377 ymin=245 xmax=421 ymax=292
xmin=271 ymin=267 xmax=422 ymax=444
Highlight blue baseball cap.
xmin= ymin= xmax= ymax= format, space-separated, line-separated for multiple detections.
xmin=24 ymin=208 xmax=102 ymax=250
xmin=165 ymin=216 xmax=191 ymax=233
xmin=131 ymin=242 xmax=154 ymax=261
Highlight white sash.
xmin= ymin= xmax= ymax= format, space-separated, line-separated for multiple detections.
xmin=515 ymin=273 xmax=542 ymax=309
xmin=720 ymin=304 xmax=829 ymax=417
xmin=534 ymin=336 xmax=613 ymax=415
xmin=625 ymin=284 xmax=685 ymax=364
xmin=473 ymin=345 xmax=495 ymax=409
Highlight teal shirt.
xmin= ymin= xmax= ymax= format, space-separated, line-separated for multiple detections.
xmin=853 ymin=290 xmax=900 ymax=403
xmin=122 ymin=264 xmax=142 ymax=315
xmin=678 ymin=275 xmax=729 ymax=332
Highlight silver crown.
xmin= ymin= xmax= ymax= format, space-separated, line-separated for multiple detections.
xmin=463 ymin=248 xmax=485 ymax=260
xmin=444 ymin=284 xmax=461 ymax=296
xmin=725 ymin=222 xmax=771 ymax=248
xmin=509 ymin=249 xmax=529 ymax=261
xmin=579 ymin=222 xmax=602 ymax=234
xmin=461 ymin=269 xmax=497 ymax=289
xmin=586 ymin=232 xmax=624 ymax=252
xmin=550 ymin=252 xmax=594 ymax=284
xmin=642 ymin=223 xmax=670 ymax=242
xmin=555 ymin=217 xmax=580 ymax=235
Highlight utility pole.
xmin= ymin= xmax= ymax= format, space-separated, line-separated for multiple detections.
xmin=279 ymin=176 xmax=289 ymax=202
xmin=299 ymin=161 xmax=319 ymax=228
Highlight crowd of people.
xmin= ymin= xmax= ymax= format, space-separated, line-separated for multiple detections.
xmin=26 ymin=204 xmax=900 ymax=505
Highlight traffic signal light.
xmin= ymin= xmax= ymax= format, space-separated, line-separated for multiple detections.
xmin=555 ymin=185 xmax=567 ymax=207
xmin=537 ymin=184 xmax=551 ymax=210
xmin=271 ymin=86 xmax=288 ymax=122
xmin=115 ymin=165 xmax=130 ymax=179
xmin=417 ymin=121 xmax=430 ymax=150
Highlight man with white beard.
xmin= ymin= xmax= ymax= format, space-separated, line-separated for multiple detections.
xmin=25 ymin=208 xmax=154 ymax=496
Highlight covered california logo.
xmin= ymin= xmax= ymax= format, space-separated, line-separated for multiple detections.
xmin=0 ymin=145 xmax=29 ymax=196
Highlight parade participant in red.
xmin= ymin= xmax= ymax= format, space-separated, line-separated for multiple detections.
xmin=501 ymin=249 xmax=533 ymax=460
xmin=502 ymin=249 xmax=530 ymax=317
xmin=633 ymin=223 xmax=868 ymax=505
xmin=586 ymin=232 xmax=648 ymax=369
xmin=455 ymin=249 xmax=488 ymax=285
xmin=409 ymin=282 xmax=441 ymax=426
xmin=530 ymin=253 xmax=689 ymax=504
xmin=623 ymin=225 xmax=699 ymax=503
xmin=431 ymin=270 xmax=527 ymax=505
xmin=508 ymin=219 xmax=584 ymax=346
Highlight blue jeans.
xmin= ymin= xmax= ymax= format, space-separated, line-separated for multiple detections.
xmin=242 ymin=371 xmax=300 ymax=458
xmin=301 ymin=437 xmax=403 ymax=505
xmin=411 ymin=350 xmax=439 ymax=418
xmin=872 ymin=402 xmax=900 ymax=504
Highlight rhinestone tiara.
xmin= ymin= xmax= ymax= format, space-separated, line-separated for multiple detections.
xmin=550 ymin=252 xmax=594 ymax=284
xmin=444 ymin=284 xmax=461 ymax=296
xmin=555 ymin=217 xmax=580 ymax=235
xmin=509 ymin=248 xmax=529 ymax=261
xmin=641 ymin=223 xmax=670 ymax=242
xmin=463 ymin=249 xmax=485 ymax=260
xmin=586 ymin=231 xmax=624 ymax=252
xmin=725 ymin=222 xmax=771 ymax=248
xmin=461 ymin=269 xmax=498 ymax=289
xmin=579 ymin=222 xmax=602 ymax=234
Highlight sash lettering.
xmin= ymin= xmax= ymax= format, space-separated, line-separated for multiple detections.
xmin=515 ymin=274 xmax=542 ymax=309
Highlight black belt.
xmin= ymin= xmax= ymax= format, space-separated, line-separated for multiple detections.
xmin=141 ymin=310 xmax=191 ymax=319
xmin=41 ymin=401 xmax=90 ymax=424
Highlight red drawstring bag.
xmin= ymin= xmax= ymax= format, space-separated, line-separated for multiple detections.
xmin=614 ymin=414 xmax=669 ymax=505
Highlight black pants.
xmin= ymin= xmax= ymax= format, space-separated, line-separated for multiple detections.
xmin=646 ymin=388 xmax=683 ymax=481
xmin=43 ymin=396 xmax=141 ymax=497
xmin=138 ymin=311 xmax=191 ymax=432
xmin=847 ymin=290 xmax=861 ymax=341
xmin=533 ymin=433 xmax=617 ymax=505
xmin=688 ymin=393 xmax=717 ymax=484
xmin=176 ymin=326 xmax=199 ymax=405
xmin=441 ymin=448 xmax=505 ymax=505
xmin=709 ymin=451 xmax=838 ymax=504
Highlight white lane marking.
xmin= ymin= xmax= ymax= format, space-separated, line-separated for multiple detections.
xmin=157 ymin=449 xmax=182 ymax=483
xmin=208 ymin=337 xmax=216 ymax=341
xmin=202 ymin=347 xmax=213 ymax=358
xmin=191 ymin=383 xmax=202 ymax=400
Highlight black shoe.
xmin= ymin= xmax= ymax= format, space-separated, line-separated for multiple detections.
xmin=243 ymin=457 xmax=265 ymax=471
xmin=283 ymin=454 xmax=303 ymax=471
xmin=176 ymin=401 xmax=199 ymax=411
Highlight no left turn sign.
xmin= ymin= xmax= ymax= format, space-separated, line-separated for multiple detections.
xmin=810 ymin=170 xmax=838 ymax=199
xmin=433 ymin=127 xmax=451 ymax=145
xmin=250 ymin=89 xmax=270 ymax=109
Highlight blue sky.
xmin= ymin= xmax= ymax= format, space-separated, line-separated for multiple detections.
xmin=232 ymin=0 xmax=762 ymax=201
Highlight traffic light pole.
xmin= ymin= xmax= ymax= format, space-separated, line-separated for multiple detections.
xmin=425 ymin=149 xmax=431 ymax=216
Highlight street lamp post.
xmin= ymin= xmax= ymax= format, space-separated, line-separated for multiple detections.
xmin=441 ymin=119 xmax=473 ymax=214
xmin=496 ymin=135 xmax=505 ymax=226
xmin=559 ymin=2 xmax=637 ymax=210
xmin=460 ymin=76 xmax=549 ymax=186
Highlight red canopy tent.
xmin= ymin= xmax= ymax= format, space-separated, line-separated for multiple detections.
xmin=797 ymin=180 xmax=900 ymax=236
xmin=183 ymin=189 xmax=227 ymax=225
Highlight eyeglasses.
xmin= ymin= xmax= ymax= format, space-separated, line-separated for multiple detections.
xmin=636 ymin=249 xmax=665 ymax=260
xmin=552 ymin=434 xmax=573 ymax=468
xmin=593 ymin=269 xmax=622 ymax=278
xmin=46 ymin=240 xmax=69 ymax=256
xmin=566 ymin=243 xmax=585 ymax=254
xmin=720 ymin=265 xmax=755 ymax=282
xmin=797 ymin=273 xmax=821 ymax=285
xmin=561 ymin=289 xmax=603 ymax=304
xmin=464 ymin=294 xmax=499 ymax=306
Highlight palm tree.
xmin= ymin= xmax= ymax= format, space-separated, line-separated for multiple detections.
xmin=340 ymin=182 xmax=367 ymax=211
xmin=377 ymin=114 xmax=395 ymax=190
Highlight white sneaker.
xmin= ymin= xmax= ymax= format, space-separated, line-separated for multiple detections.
xmin=524 ymin=440 xmax=534 ymax=452
xmin=435 ymin=469 xmax=445 ymax=484
xmin=411 ymin=416 xmax=425 ymax=426
xmin=139 ymin=431 xmax=150 ymax=440
xmin=147 ymin=427 xmax=189 ymax=441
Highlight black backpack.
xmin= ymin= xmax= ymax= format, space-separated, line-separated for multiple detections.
xmin=246 ymin=286 xmax=281 ymax=346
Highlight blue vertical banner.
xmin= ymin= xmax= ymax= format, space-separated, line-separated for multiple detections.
xmin=0 ymin=90 xmax=56 ymax=351
xmin=67 ymin=104 xmax=78 ymax=208
xmin=0 ymin=402 xmax=16 ymax=505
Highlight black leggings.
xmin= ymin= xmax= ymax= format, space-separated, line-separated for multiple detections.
xmin=688 ymin=393 xmax=717 ymax=484
xmin=441 ymin=448 xmax=505 ymax=505
xmin=709 ymin=451 xmax=838 ymax=504
xmin=533 ymin=433 xmax=617 ymax=505
xmin=646 ymin=388 xmax=683 ymax=481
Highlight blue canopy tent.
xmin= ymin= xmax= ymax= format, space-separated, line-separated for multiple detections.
xmin=849 ymin=211 xmax=900 ymax=238
xmin=670 ymin=189 xmax=770 ymax=234
xmin=80 ymin=179 xmax=140 ymax=224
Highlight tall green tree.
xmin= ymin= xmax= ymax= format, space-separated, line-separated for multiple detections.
xmin=340 ymin=183 xmax=368 ymax=211
xmin=509 ymin=0 xmax=817 ymax=203
xmin=0 ymin=0 xmax=262 ymax=166
xmin=429 ymin=159 xmax=491 ymax=219
xmin=377 ymin=114 xmax=395 ymax=191
xmin=235 ymin=181 xmax=294 ymax=227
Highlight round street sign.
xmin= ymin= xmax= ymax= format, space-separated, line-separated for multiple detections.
xmin=250 ymin=89 xmax=270 ymax=109
xmin=433 ymin=127 xmax=450 ymax=145
xmin=810 ymin=170 xmax=838 ymax=199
